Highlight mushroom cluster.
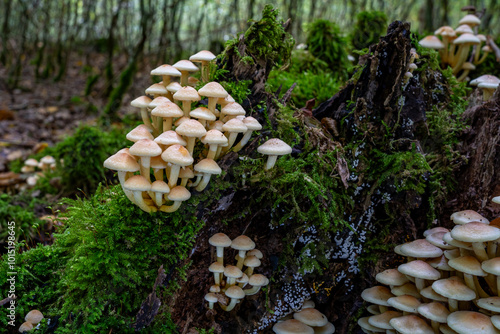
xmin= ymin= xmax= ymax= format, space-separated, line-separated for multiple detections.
xmin=104 ymin=50 xmax=292 ymax=213
xmin=418 ymin=13 xmax=493 ymax=81
xmin=273 ymin=300 xmax=335 ymax=334
xmin=359 ymin=205 xmax=500 ymax=333
xmin=19 ymin=309 xmax=44 ymax=332
xmin=204 ymin=233 xmax=269 ymax=312
xmin=21 ymin=156 xmax=60 ymax=187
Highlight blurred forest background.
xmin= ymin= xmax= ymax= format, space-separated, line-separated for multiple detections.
xmin=2 ymin=0 xmax=500 ymax=115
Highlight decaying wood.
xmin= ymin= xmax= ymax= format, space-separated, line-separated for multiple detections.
xmin=133 ymin=265 xmax=166 ymax=331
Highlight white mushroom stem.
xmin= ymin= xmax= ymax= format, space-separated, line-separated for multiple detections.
xmin=236 ymin=251 xmax=247 ymax=269
xmin=153 ymin=169 xmax=163 ymax=182
xmin=244 ymin=285 xmax=262 ymax=296
xmin=264 ymin=155 xmax=279 ymax=170
xmin=186 ymin=137 xmax=196 ymax=156
xmin=167 ymin=165 xmax=181 ymax=189
xmin=475 ymin=50 xmax=490 ymax=65
xmin=447 ymin=298 xmax=458 ymax=312
xmin=181 ymin=101 xmax=192 ymax=117
xmin=213 ymin=272 xmax=221 ymax=285
xmin=227 ymin=277 xmax=238 ymax=286
xmin=219 ymin=298 xmax=239 ymax=312
xmin=222 ymin=132 xmax=239 ymax=153
xmin=472 ymin=242 xmax=488 ymax=262
xmin=448 ymin=44 xmax=457 ymax=66
xmin=200 ymin=61 xmax=210 ymax=82
xmin=207 ymin=97 xmax=218 ymax=115
xmin=215 ymin=246 xmax=226 ymax=265
xmin=414 ymin=277 xmax=426 ymax=292
xmin=140 ymin=107 xmax=153 ymax=130
xmin=163 ymin=117 xmax=173 ymax=132
xmin=180 ymin=71 xmax=189 ymax=86
xmin=189 ymin=174 xmax=202 ymax=188
xmin=457 ymin=69 xmax=471 ymax=82
xmin=488 ymin=241 xmax=497 ymax=259
xmin=153 ymin=192 xmax=164 ymax=207
xmin=117 ymin=171 xmax=136 ymax=204
xmin=452 ymin=45 xmax=471 ymax=74
xmin=206 ymin=144 xmax=219 ymax=160
xmin=233 ymin=131 xmax=253 ymax=152
xmin=132 ymin=190 xmax=154 ymax=213
xmin=195 ymin=173 xmax=214 ymax=192
xmin=139 ymin=157 xmax=152 ymax=182
xmin=159 ymin=201 xmax=183 ymax=213
xmin=245 ymin=267 xmax=255 ymax=276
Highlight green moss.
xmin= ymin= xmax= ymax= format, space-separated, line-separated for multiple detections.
xmin=350 ymin=11 xmax=388 ymax=51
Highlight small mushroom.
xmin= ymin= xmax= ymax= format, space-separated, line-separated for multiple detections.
xmin=189 ymin=50 xmax=216 ymax=82
xmin=244 ymin=274 xmax=269 ymax=295
xmin=172 ymin=60 xmax=199 ymax=87
xmin=124 ymin=175 xmax=155 ymax=213
xmin=159 ymin=185 xmax=191 ymax=212
xmin=220 ymin=285 xmax=245 ymax=312
xmin=131 ymin=96 xmax=153 ymax=130
xmin=198 ymin=82 xmax=228 ymax=115
xmin=173 ymin=86 xmax=201 ymax=117
xmin=193 ymin=158 xmax=221 ymax=192
xmin=257 ymin=139 xmax=292 ymax=170
xmin=209 ymin=233 xmax=232 ymax=265
xmin=204 ymin=292 xmax=218 ymax=310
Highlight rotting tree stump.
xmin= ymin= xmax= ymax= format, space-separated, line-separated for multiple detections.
xmin=156 ymin=21 xmax=500 ymax=334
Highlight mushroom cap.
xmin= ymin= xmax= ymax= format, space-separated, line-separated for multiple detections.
xmin=198 ymin=82 xmax=228 ymax=98
xmin=293 ymin=308 xmax=328 ymax=327
xmin=221 ymin=102 xmax=246 ymax=116
xmin=431 ymin=276 xmax=476 ymax=301
xmin=124 ymin=175 xmax=151 ymax=191
xmin=210 ymin=285 xmax=221 ymax=293
xmin=218 ymin=94 xmax=236 ymax=106
xmin=361 ymin=286 xmax=394 ymax=306
xmin=427 ymin=255 xmax=454 ymax=272
xmin=154 ymin=130 xmax=187 ymax=146
xmin=201 ymin=129 xmax=228 ymax=145
xmin=448 ymin=256 xmax=487 ymax=276
xmin=459 ymin=14 xmax=481 ymax=26
xmin=478 ymin=297 xmax=500 ymax=313
xmin=103 ymin=152 xmax=140 ymax=172
xmin=131 ymin=95 xmax=152 ymax=108
xmin=24 ymin=158 xmax=39 ymax=167
xmin=151 ymin=180 xmax=170 ymax=193
xmin=161 ymin=145 xmax=193 ymax=166
xmin=145 ymin=83 xmax=168 ymax=96
xmin=273 ymin=319 xmax=314 ymax=334
xmin=129 ymin=139 xmax=162 ymax=157
xmin=175 ymin=119 xmax=207 ymax=138
xmin=40 ymin=155 xmax=55 ymax=164
xmin=190 ymin=106 xmax=216 ymax=121
xmin=236 ymin=273 xmax=249 ymax=285
xmin=451 ymin=210 xmax=489 ymax=224
xmin=151 ymin=64 xmax=181 ymax=77
xmin=209 ymin=233 xmax=232 ymax=248
xmin=398 ymin=260 xmax=441 ymax=280
xmin=167 ymin=186 xmax=191 ymax=201
xmin=243 ymin=255 xmax=261 ymax=268
xmin=392 ymin=283 xmax=421 ymax=299
xmin=376 ymin=268 xmax=409 ymax=286
xmin=189 ymin=50 xmax=216 ymax=62
xmin=400 ymin=239 xmax=443 ymax=258
xmin=166 ymin=82 xmax=182 ymax=93
xmin=248 ymin=273 xmax=268 ymax=287
xmin=224 ymin=265 xmax=243 ymax=279
xmin=358 ymin=317 xmax=385 ymax=333
xmin=194 ymin=159 xmax=221 ymax=175
xmin=172 ymin=59 xmax=199 ymax=72
xmin=435 ymin=26 xmax=456 ymax=37
xmin=470 ymin=75 xmax=500 ymax=87
xmin=453 ymin=33 xmax=480 ymax=45
xmin=426 ymin=231 xmax=455 ymax=250
xmin=478 ymin=81 xmax=500 ymax=90
xmin=247 ymin=249 xmax=263 ymax=259
xmin=258 ymin=138 xmax=293 ymax=156
xmin=204 ymin=292 xmax=218 ymax=303
xmin=126 ymin=124 xmax=154 ymax=142
xmin=25 ymin=309 xmax=44 ymax=325
xmin=151 ymin=102 xmax=184 ymax=118
xmin=389 ymin=315 xmax=434 ymax=334
xmin=242 ymin=116 xmax=262 ymax=131
xmin=150 ymin=156 xmax=167 ymax=169
xmin=149 ymin=96 xmax=171 ymax=109
xmin=173 ymin=86 xmax=201 ymax=102
xmin=231 ymin=235 xmax=255 ymax=251
xmin=208 ymin=261 xmax=225 ymax=273
xmin=423 ymin=227 xmax=450 ymax=237
xmin=455 ymin=24 xmax=474 ymax=35
xmin=209 ymin=120 xmax=225 ymax=132
xmin=481 ymin=257 xmax=500 ymax=276
xmin=368 ymin=310 xmax=403 ymax=330
xmin=417 ymin=302 xmax=450 ymax=323
xmin=174 ymin=116 xmax=190 ymax=127
xmin=222 ymin=118 xmax=247 ymax=133
xmin=387 ymin=295 xmax=421 ymax=313
xmin=448 ymin=311 xmax=499 ymax=334
xmin=492 ymin=315 xmax=500 ymax=330
xmin=419 ymin=286 xmax=447 ymax=302
xmin=462 ymin=62 xmax=476 ymax=70
xmin=443 ymin=232 xmax=473 ymax=250
xmin=451 ymin=222 xmax=500 ymax=243
xmin=18 ymin=321 xmax=34 ymax=333
xmin=179 ymin=166 xmax=194 ymax=179
xmin=419 ymin=35 xmax=445 ymax=49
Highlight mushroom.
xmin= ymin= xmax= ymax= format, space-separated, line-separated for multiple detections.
xmin=294 ymin=308 xmax=328 ymax=328
xmin=209 ymin=261 xmax=225 ymax=285
xmin=224 ymin=265 xmax=243 ymax=286
xmin=243 ymin=274 xmax=269 ymax=295
xmin=40 ymin=155 xmax=55 ymax=173
xmin=273 ymin=320 xmax=314 ymax=334
xmin=208 ymin=232 xmax=232 ymax=265
xmin=159 ymin=185 xmax=191 ymax=212
xmin=124 ymin=175 xmax=155 ymax=213
xmin=398 ymin=260 xmax=441 ymax=292
xmin=204 ymin=292 xmax=218 ymax=310
xmin=201 ymin=129 xmax=228 ymax=160
xmin=103 ymin=152 xmax=140 ymax=203
xmin=257 ymin=138 xmax=293 ymax=170
xmin=172 ymin=60 xmax=199 ymax=87
xmin=173 ymin=86 xmax=201 ymax=117
xmin=150 ymin=180 xmax=170 ymax=207
xmin=126 ymin=124 xmax=154 ymax=143
xmin=417 ymin=302 xmax=450 ymax=334
xmin=198 ymin=82 xmax=228 ymax=115
xmin=189 ymin=50 xmax=216 ymax=82
xmin=233 ymin=117 xmax=262 ymax=152
xmin=368 ymin=311 xmax=403 ymax=331
xmin=231 ymin=235 xmax=255 ymax=269
xmin=151 ymin=101 xmax=184 ymax=132
xmin=145 ymin=83 xmax=168 ymax=98
xmin=221 ymin=118 xmax=247 ymax=153
xmin=178 ymin=167 xmax=194 ymax=187
xmin=478 ymin=79 xmax=500 ymax=101
xmin=25 ymin=309 xmax=44 ymax=325
xmin=452 ymin=33 xmax=480 ymax=74
xmin=193 ymin=158 xmax=221 ymax=192
xmin=220 ymin=102 xmax=246 ymax=121
xmin=160 ymin=144 xmax=193 ymax=188
xmin=448 ymin=256 xmax=489 ymax=297
xmin=18 ymin=322 xmax=33 ymax=333
xmin=447 ymin=311 xmax=498 ymax=334
xmin=243 ymin=255 xmax=261 ymax=276
xmin=175 ymin=119 xmax=206 ymax=156
xmin=131 ymin=96 xmax=153 ymax=130
xmin=150 ymin=64 xmax=181 ymax=99
xmin=190 ymin=106 xmax=216 ymax=128
xmin=389 ymin=315 xmax=434 ymax=334
xmin=154 ymin=130 xmax=187 ymax=149
xmin=450 ymin=222 xmax=500 ymax=262
xmin=129 ymin=139 xmax=162 ymax=182
xmin=387 ymin=295 xmax=421 ymax=315
xmin=431 ymin=276 xmax=476 ymax=312
xmin=220 ymin=285 xmax=245 ymax=312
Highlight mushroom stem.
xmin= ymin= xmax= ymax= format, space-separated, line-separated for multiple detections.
xmin=153 ymin=169 xmax=163 ymax=182
xmin=163 ymin=117 xmax=173 ymax=132
xmin=186 ymin=137 xmax=196 ymax=156
xmin=222 ymin=133 xmax=239 ymax=153
xmin=180 ymin=71 xmax=189 ymax=86
xmin=133 ymin=190 xmax=154 ymax=213
xmin=472 ymin=242 xmax=488 ymax=262
xmin=168 ymin=165 xmax=181 ymax=189
xmin=201 ymin=61 xmax=210 ymax=82
xmin=475 ymin=51 xmax=490 ymax=65
xmin=448 ymin=298 xmax=458 ymax=312
xmin=195 ymin=174 xmax=213 ymax=192
xmin=140 ymin=157 xmax=152 ymax=182
xmin=232 ymin=131 xmax=253 ymax=152
xmin=219 ymin=298 xmax=239 ymax=312
xmin=117 ymin=171 xmax=136 ymax=204
xmin=207 ymin=97 xmax=218 ymax=115
xmin=153 ymin=192 xmax=164 ymax=207
xmin=159 ymin=201 xmax=182 ymax=213
xmin=244 ymin=286 xmax=262 ymax=296
xmin=264 ymin=155 xmax=278 ymax=170
xmin=140 ymin=108 xmax=153 ymax=130
xmin=215 ymin=246 xmax=225 ymax=265
xmin=236 ymin=251 xmax=247 ymax=269
xmin=457 ymin=69 xmax=471 ymax=82
xmin=181 ymin=101 xmax=192 ymax=117
xmin=206 ymin=144 xmax=218 ymax=160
